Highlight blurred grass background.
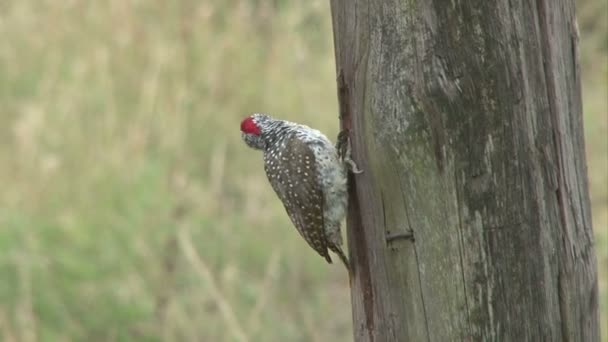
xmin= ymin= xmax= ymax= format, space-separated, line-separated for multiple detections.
xmin=0 ymin=0 xmax=605 ymax=341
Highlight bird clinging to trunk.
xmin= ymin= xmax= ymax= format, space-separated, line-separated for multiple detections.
xmin=240 ymin=113 xmax=360 ymax=269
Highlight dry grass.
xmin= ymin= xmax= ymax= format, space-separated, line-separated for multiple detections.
xmin=0 ymin=0 xmax=604 ymax=341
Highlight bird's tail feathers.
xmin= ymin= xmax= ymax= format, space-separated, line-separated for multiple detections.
xmin=330 ymin=245 xmax=350 ymax=272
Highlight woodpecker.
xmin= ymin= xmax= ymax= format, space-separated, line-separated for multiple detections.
xmin=240 ymin=113 xmax=360 ymax=269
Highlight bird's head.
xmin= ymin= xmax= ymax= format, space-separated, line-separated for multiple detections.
xmin=240 ymin=113 xmax=272 ymax=150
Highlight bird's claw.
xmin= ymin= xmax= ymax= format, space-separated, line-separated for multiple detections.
xmin=346 ymin=158 xmax=363 ymax=174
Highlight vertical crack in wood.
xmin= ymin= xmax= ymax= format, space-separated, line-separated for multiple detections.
xmin=535 ymin=0 xmax=570 ymax=251
xmin=394 ymin=163 xmax=431 ymax=341
xmin=534 ymin=1 xmax=596 ymax=340
xmin=338 ymin=67 xmax=375 ymax=341
xmin=338 ymin=70 xmax=351 ymax=132
xmin=347 ymin=187 xmax=375 ymax=342
xmin=557 ymin=268 xmax=570 ymax=342
xmin=453 ymin=165 xmax=473 ymax=338
xmin=380 ymin=192 xmax=387 ymax=237
xmin=412 ymin=244 xmax=431 ymax=342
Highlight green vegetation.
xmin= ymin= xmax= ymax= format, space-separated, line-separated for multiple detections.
xmin=0 ymin=1 xmax=604 ymax=341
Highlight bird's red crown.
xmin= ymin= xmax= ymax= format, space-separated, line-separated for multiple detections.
xmin=240 ymin=116 xmax=261 ymax=135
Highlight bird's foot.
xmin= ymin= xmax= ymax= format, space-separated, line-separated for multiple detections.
xmin=336 ymin=130 xmax=363 ymax=174
xmin=336 ymin=130 xmax=349 ymax=158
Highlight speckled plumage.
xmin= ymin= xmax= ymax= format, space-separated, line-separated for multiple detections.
xmin=240 ymin=113 xmax=349 ymax=268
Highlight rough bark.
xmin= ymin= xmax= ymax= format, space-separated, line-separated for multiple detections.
xmin=330 ymin=1 xmax=600 ymax=341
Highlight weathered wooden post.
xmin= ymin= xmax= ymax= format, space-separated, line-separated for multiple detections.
xmin=330 ymin=1 xmax=600 ymax=340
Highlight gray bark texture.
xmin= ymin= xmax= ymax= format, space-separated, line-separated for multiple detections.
xmin=329 ymin=1 xmax=600 ymax=341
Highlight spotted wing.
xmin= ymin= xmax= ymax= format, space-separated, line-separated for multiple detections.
xmin=264 ymin=135 xmax=331 ymax=263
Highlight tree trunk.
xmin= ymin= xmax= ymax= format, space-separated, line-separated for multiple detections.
xmin=330 ymin=1 xmax=600 ymax=341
